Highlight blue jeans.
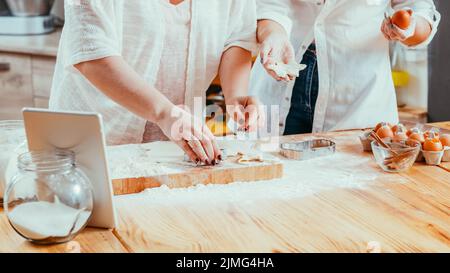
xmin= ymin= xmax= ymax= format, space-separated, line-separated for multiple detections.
xmin=284 ymin=44 xmax=319 ymax=135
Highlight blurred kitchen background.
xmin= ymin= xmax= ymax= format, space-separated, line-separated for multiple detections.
xmin=0 ymin=0 xmax=448 ymax=129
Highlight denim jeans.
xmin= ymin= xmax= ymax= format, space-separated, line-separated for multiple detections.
xmin=284 ymin=44 xmax=319 ymax=135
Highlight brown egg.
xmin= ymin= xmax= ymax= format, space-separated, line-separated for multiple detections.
xmin=376 ymin=125 xmax=394 ymax=139
xmin=374 ymin=122 xmax=384 ymax=132
xmin=440 ymin=134 xmax=450 ymax=147
xmin=392 ymin=9 xmax=412 ymax=30
xmin=423 ymin=138 xmax=443 ymax=152
xmin=408 ymin=132 xmax=425 ymax=144
xmin=374 ymin=122 xmax=393 ymax=132
xmin=406 ymin=139 xmax=421 ymax=148
xmin=392 ymin=123 xmax=406 ymax=135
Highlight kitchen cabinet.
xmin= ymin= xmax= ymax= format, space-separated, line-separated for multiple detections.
xmin=31 ymin=55 xmax=54 ymax=98
xmin=0 ymin=52 xmax=33 ymax=120
xmin=0 ymin=30 xmax=59 ymax=120
xmin=0 ymin=52 xmax=55 ymax=119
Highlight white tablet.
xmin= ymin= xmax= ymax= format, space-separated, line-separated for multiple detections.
xmin=22 ymin=108 xmax=117 ymax=229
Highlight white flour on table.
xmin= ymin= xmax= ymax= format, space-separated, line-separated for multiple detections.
xmin=108 ymin=140 xmax=275 ymax=179
xmin=108 ymin=142 xmax=185 ymax=179
xmin=116 ymin=152 xmax=398 ymax=207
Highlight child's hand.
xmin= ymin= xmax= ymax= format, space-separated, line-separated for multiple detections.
xmin=226 ymin=96 xmax=265 ymax=132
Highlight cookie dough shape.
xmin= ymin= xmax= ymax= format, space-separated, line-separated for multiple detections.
xmin=267 ymin=62 xmax=307 ymax=78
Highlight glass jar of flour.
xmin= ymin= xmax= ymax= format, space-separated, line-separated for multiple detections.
xmin=4 ymin=150 xmax=94 ymax=244
xmin=0 ymin=121 xmax=27 ymax=205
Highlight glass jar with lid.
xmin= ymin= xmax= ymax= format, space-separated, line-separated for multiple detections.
xmin=0 ymin=120 xmax=27 ymax=204
xmin=4 ymin=150 xmax=94 ymax=244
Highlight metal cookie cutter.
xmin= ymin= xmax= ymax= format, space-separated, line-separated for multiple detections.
xmin=280 ymin=139 xmax=336 ymax=161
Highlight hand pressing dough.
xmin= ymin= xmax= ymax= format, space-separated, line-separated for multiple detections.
xmin=267 ymin=62 xmax=307 ymax=78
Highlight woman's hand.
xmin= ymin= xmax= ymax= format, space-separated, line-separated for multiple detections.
xmin=381 ymin=16 xmax=411 ymax=42
xmin=381 ymin=12 xmax=432 ymax=47
xmin=257 ymin=20 xmax=296 ymax=82
xmin=157 ymin=105 xmax=222 ymax=165
xmin=226 ymin=96 xmax=265 ymax=132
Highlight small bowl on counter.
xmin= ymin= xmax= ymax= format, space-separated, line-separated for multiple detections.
xmin=405 ymin=139 xmax=425 ymax=162
xmin=371 ymin=141 xmax=420 ymax=173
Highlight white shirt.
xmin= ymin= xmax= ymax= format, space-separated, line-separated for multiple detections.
xmin=251 ymin=0 xmax=440 ymax=134
xmin=143 ymin=0 xmax=192 ymax=143
xmin=50 ymin=0 xmax=257 ymax=145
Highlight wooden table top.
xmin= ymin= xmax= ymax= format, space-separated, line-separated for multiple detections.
xmin=1 ymin=125 xmax=449 ymax=253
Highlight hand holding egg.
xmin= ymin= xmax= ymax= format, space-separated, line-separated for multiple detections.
xmin=381 ymin=9 xmax=416 ymax=42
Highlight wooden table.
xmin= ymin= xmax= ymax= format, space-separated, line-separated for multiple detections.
xmin=1 ymin=125 xmax=449 ymax=253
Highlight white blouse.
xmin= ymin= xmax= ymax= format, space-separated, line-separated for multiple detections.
xmin=50 ymin=0 xmax=257 ymax=145
xmin=251 ymin=0 xmax=440 ymax=134
xmin=143 ymin=0 xmax=192 ymax=143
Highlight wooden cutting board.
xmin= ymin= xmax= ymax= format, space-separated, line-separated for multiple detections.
xmin=108 ymin=141 xmax=283 ymax=195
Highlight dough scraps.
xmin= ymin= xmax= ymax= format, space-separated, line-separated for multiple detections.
xmin=267 ymin=62 xmax=307 ymax=78
xmin=236 ymin=152 xmax=264 ymax=164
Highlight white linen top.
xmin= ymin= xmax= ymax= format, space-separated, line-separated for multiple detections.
xmin=251 ymin=0 xmax=440 ymax=134
xmin=143 ymin=0 xmax=192 ymax=143
xmin=50 ymin=0 xmax=257 ymax=145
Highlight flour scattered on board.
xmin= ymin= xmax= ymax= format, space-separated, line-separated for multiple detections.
xmin=111 ymin=137 xmax=407 ymax=207
xmin=123 ymin=153 xmax=390 ymax=207
xmin=108 ymin=142 xmax=185 ymax=179
xmin=108 ymin=140 xmax=278 ymax=178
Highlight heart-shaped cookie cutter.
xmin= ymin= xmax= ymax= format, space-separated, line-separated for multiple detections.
xmin=280 ymin=139 xmax=336 ymax=161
